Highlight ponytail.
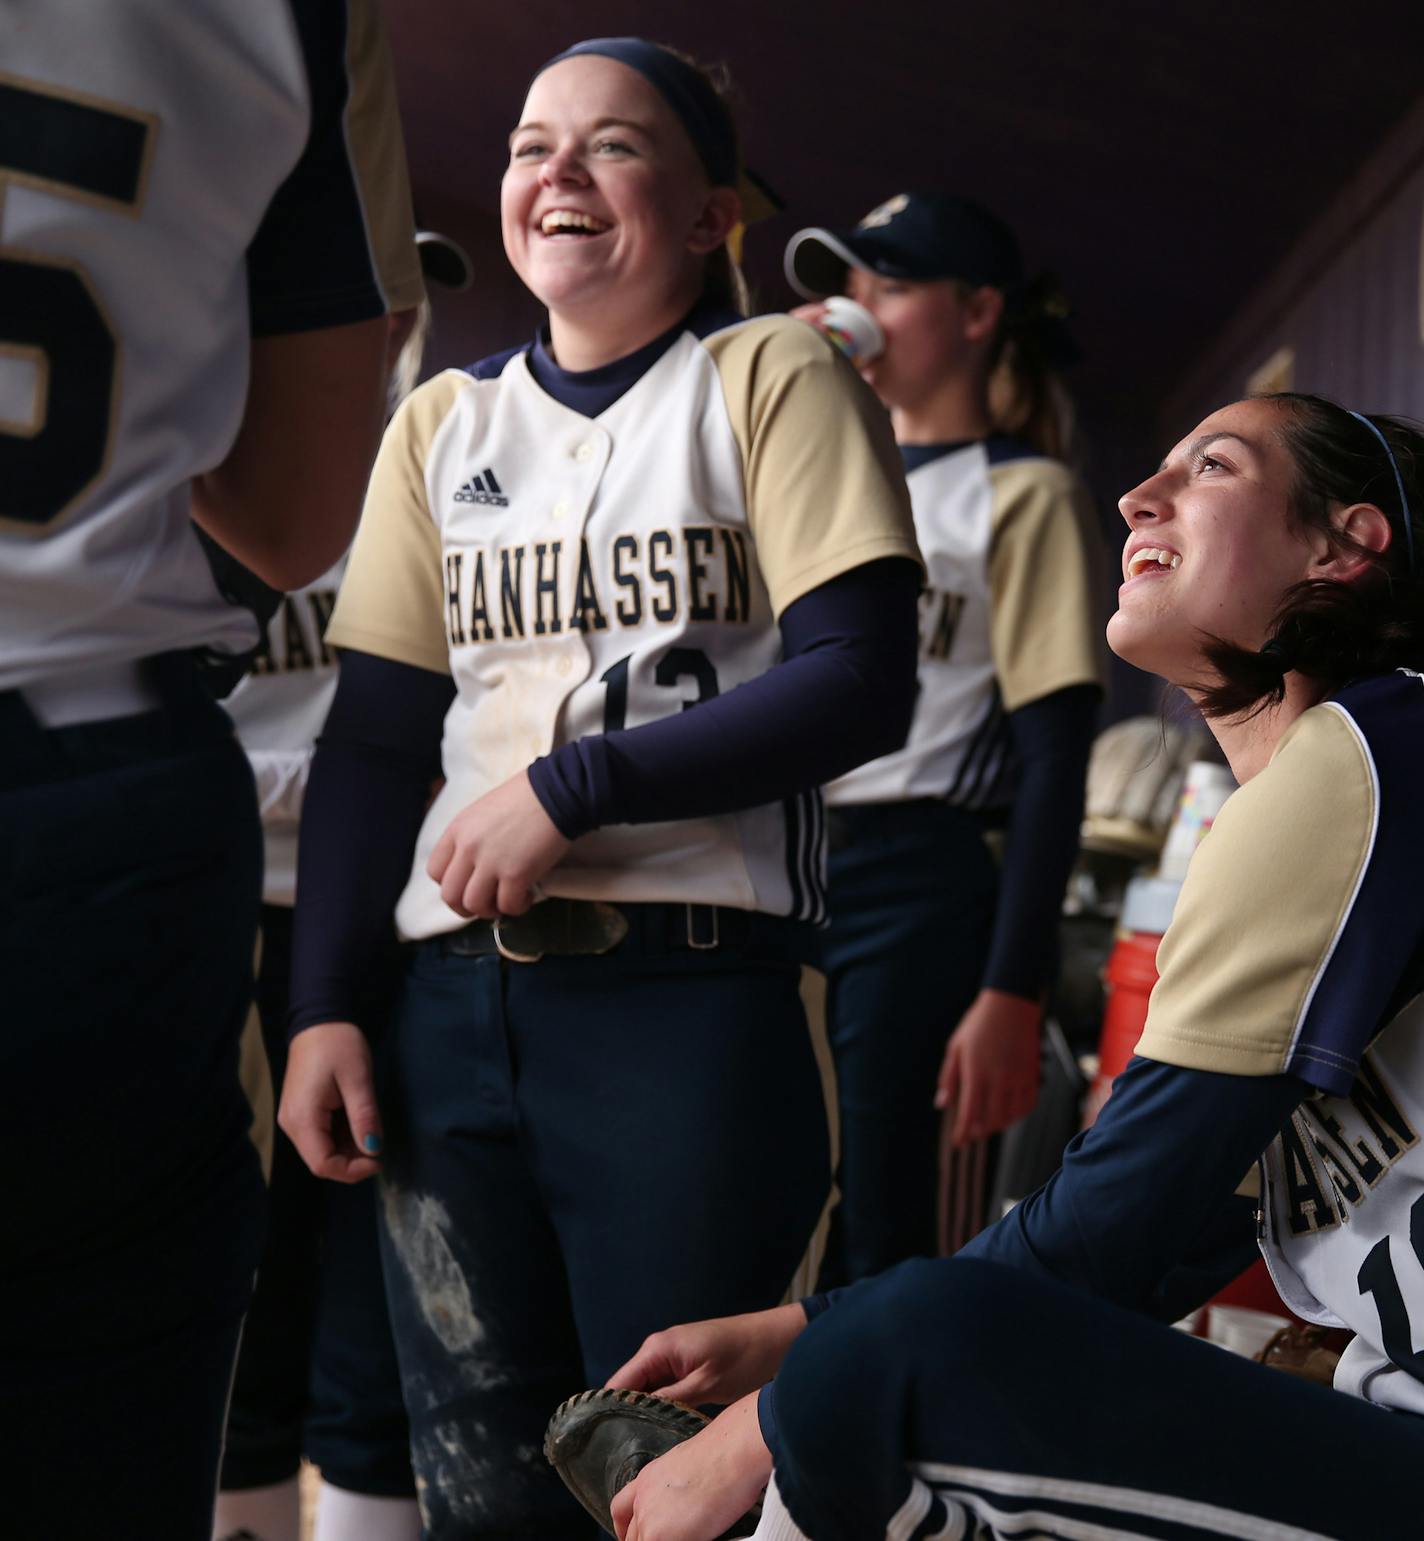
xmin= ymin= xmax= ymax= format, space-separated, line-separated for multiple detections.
xmin=987 ymin=272 xmax=1079 ymax=462
xmin=702 ymin=243 xmax=751 ymax=316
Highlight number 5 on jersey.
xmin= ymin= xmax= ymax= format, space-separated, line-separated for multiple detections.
xmin=0 ymin=74 xmax=156 ymax=530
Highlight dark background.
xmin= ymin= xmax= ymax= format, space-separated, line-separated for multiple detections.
xmin=386 ymin=2 xmax=1424 ymax=711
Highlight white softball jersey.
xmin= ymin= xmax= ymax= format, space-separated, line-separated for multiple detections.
xmin=0 ymin=0 xmax=423 ymax=691
xmin=225 ymin=557 xmax=346 ymax=906
xmin=827 ymin=439 xmax=1106 ymax=809
xmin=1137 ymin=672 xmax=1424 ymax=1415
xmin=327 ymin=316 xmax=921 ymax=939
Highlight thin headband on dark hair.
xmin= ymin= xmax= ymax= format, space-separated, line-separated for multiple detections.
xmin=1347 ymin=409 xmax=1416 ymax=572
xmin=535 ymin=38 xmax=738 ymax=188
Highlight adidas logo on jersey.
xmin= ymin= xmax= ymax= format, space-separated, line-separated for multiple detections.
xmin=454 ymin=468 xmax=508 ymax=507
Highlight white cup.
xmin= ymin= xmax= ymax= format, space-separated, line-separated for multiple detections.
xmin=816 ymin=295 xmax=885 ymax=366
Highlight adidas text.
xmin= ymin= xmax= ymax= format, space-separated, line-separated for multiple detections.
xmin=454 ymin=467 xmax=508 ymax=507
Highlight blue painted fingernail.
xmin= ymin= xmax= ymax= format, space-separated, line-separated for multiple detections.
xmin=363 ymin=1133 xmax=384 ymax=1155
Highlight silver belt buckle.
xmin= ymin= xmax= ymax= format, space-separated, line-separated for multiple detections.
xmin=585 ymin=901 xmax=631 ymax=953
xmin=490 ymin=900 xmax=630 ymax=962
xmin=492 ymin=915 xmax=544 ymax=964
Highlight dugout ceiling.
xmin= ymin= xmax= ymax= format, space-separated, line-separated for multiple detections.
xmin=387 ymin=0 xmax=1424 ymax=481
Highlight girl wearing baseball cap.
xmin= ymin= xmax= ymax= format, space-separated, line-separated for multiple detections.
xmin=787 ymin=193 xmax=1107 ymax=1278
xmin=279 ymin=40 xmax=924 ymax=1538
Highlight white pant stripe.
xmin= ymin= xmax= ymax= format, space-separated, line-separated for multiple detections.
xmin=898 ymin=1476 xmax=971 ymax=1540
xmin=885 ymin=1475 xmax=933 ymax=1541
xmin=909 ymin=1461 xmax=1333 ymax=1541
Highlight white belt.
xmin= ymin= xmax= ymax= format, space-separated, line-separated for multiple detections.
xmin=20 ymin=660 xmax=165 ymax=729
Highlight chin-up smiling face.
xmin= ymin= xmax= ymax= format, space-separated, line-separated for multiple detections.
xmin=501 ymin=55 xmax=720 ymax=325
xmin=1107 ymin=398 xmax=1330 ymax=686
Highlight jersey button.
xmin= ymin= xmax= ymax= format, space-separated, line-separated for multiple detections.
xmin=555 ymin=655 xmax=572 ymax=676
xmin=552 ymin=499 xmax=569 ymax=519
xmin=573 ymin=442 xmax=594 ymax=462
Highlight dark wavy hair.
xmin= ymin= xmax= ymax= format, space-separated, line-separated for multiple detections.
xmin=1194 ymin=392 xmax=1424 ymax=719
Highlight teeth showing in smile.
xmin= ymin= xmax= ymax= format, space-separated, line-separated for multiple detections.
xmin=1128 ymin=547 xmax=1182 ymax=578
xmin=540 ymin=210 xmax=611 ymax=236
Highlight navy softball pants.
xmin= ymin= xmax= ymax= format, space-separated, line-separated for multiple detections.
xmin=765 ymin=1258 xmax=1424 ymax=1540
xmin=221 ymin=903 xmax=414 ymax=1498
xmin=813 ymin=802 xmax=998 ymax=1285
xmin=0 ymin=673 xmax=267 ymax=1540
xmin=375 ymin=927 xmax=831 ymax=1540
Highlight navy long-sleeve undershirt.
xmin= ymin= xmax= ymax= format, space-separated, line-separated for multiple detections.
xmin=981 ymin=684 xmax=1099 ymax=1000
xmin=288 ymin=558 xmax=920 ymax=1036
xmin=802 ymin=1054 xmax=1308 ymax=1325
xmin=768 ymin=1058 xmax=1306 ymax=1471
xmin=287 ymin=652 xmax=451 ymax=1038
xmin=526 ymin=559 xmax=921 ymax=838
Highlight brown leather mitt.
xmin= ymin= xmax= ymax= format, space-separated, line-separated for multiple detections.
xmin=1256 ymin=1322 xmax=1350 ymax=1386
xmin=544 ymin=1387 xmax=761 ymax=1538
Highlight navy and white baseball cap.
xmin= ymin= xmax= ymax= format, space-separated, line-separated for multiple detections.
xmin=416 ymin=229 xmax=473 ymax=291
xmin=785 ymin=192 xmax=1023 ymax=299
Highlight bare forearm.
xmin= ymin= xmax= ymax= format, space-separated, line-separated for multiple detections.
xmin=192 ymin=318 xmax=389 ymax=590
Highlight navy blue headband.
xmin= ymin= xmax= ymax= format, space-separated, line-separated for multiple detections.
xmin=1347 ymin=410 xmax=1416 ymax=572
xmin=536 ymin=38 xmax=738 ymax=188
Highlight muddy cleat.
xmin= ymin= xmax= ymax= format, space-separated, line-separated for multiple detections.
xmin=544 ymin=1387 xmax=761 ymax=1538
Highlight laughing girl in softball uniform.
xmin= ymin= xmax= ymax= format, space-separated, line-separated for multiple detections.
xmin=279 ymin=38 xmax=922 ymax=1540
xmin=606 ymin=393 xmax=1424 ymax=1541
xmin=787 ymin=194 xmax=1106 ymax=1275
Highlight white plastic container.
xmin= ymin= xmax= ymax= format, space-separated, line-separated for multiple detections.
xmin=1158 ymin=761 xmax=1237 ymax=882
xmin=1118 ymin=873 xmax=1183 ymax=935
xmin=1206 ymin=1304 xmax=1290 ymax=1360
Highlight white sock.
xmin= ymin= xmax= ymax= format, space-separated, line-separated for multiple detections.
xmin=312 ymin=1481 xmax=422 ymax=1541
xmin=752 ymin=1473 xmax=812 ymax=1541
xmin=213 ymin=1475 xmax=301 ymax=1541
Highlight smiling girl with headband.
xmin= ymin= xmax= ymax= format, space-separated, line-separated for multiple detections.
xmin=277 ymin=37 xmax=923 ymax=1538
xmin=603 ymin=392 xmax=1424 ymax=1541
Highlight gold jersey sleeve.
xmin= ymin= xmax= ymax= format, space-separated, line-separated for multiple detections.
xmin=1137 ymin=704 xmax=1377 ymax=1077
xmin=344 ymin=0 xmax=426 ymax=314
xmin=324 ymin=370 xmax=465 ymax=673
xmin=986 ymin=459 xmax=1107 ymax=712
xmin=703 ymin=317 xmax=922 ymax=616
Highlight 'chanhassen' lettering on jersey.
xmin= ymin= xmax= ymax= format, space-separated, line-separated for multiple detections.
xmin=827 ymin=439 xmax=1106 ymax=809
xmin=0 ymin=0 xmax=423 ymax=692
xmin=225 ymin=556 xmax=345 ymax=906
xmin=327 ymin=316 xmax=921 ymax=938
xmin=1136 ymin=672 xmax=1424 ymax=1415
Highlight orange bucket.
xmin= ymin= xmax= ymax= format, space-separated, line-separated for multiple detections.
xmin=1082 ymin=929 xmax=1162 ymax=1126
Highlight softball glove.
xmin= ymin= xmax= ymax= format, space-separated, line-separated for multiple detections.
xmin=544 ymin=1386 xmax=761 ymax=1538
